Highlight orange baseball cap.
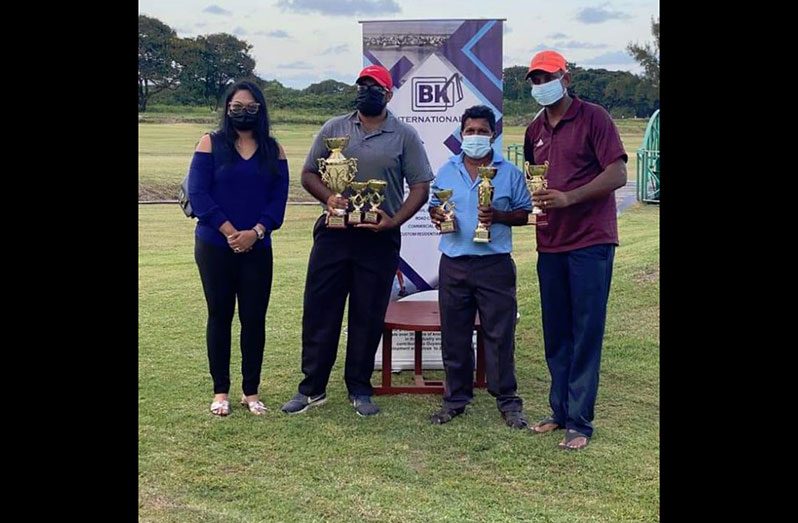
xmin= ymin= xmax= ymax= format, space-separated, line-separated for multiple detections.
xmin=357 ymin=65 xmax=393 ymax=90
xmin=526 ymin=50 xmax=568 ymax=78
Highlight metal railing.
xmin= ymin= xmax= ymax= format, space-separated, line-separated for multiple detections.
xmin=506 ymin=144 xmax=524 ymax=169
xmin=636 ymin=109 xmax=660 ymax=203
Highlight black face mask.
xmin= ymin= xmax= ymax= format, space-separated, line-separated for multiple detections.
xmin=229 ymin=111 xmax=258 ymax=130
xmin=356 ymin=90 xmax=387 ymax=116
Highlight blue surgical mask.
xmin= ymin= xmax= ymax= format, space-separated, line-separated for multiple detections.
xmin=461 ymin=135 xmax=492 ymax=159
xmin=531 ymin=77 xmax=566 ymax=106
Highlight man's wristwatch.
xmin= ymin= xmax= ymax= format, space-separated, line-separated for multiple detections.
xmin=253 ymin=227 xmax=265 ymax=241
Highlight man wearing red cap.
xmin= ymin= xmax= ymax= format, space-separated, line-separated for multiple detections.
xmin=281 ymin=64 xmax=434 ymax=417
xmin=523 ymin=50 xmax=628 ymax=450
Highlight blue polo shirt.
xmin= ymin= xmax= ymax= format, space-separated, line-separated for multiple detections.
xmin=429 ymin=151 xmax=532 ymax=257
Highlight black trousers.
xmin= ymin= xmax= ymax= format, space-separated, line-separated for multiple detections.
xmin=537 ymin=244 xmax=615 ymax=437
xmin=195 ymin=238 xmax=273 ymax=396
xmin=298 ymin=215 xmax=400 ymax=397
xmin=439 ymin=253 xmax=523 ymax=413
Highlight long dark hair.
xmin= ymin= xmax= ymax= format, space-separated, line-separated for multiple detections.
xmin=217 ymin=80 xmax=279 ymax=174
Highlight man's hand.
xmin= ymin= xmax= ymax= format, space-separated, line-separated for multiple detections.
xmin=429 ymin=206 xmax=447 ymax=231
xmin=477 ymin=205 xmax=494 ymax=227
xmin=327 ymin=194 xmax=349 ymax=216
xmin=533 ymin=188 xmax=570 ymax=210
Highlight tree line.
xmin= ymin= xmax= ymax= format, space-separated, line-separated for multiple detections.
xmin=140 ymin=15 xmax=659 ymax=119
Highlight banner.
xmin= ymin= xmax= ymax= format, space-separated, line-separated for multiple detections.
xmin=361 ymin=19 xmax=504 ymax=369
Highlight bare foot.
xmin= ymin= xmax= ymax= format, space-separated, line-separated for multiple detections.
xmin=560 ymin=436 xmax=588 ymax=450
xmin=530 ymin=420 xmax=561 ymax=433
xmin=558 ymin=430 xmax=590 ymax=450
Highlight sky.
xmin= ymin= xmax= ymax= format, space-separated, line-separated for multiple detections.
xmin=139 ymin=0 xmax=659 ymax=89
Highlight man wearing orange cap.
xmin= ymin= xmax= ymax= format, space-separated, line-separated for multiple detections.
xmin=281 ymin=64 xmax=434 ymax=417
xmin=523 ymin=50 xmax=628 ymax=450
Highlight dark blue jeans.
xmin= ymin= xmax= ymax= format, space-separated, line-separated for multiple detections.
xmin=537 ymin=243 xmax=615 ymax=437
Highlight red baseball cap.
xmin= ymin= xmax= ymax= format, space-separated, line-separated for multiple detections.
xmin=526 ymin=50 xmax=568 ymax=78
xmin=357 ymin=65 xmax=393 ymax=90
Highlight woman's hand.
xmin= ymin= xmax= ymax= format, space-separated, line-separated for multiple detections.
xmin=227 ymin=230 xmax=257 ymax=253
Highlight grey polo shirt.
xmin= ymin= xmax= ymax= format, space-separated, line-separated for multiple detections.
xmin=303 ymin=110 xmax=434 ymax=216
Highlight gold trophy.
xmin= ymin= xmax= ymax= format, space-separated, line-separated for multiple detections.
xmin=473 ymin=166 xmax=497 ymax=243
xmin=348 ymin=181 xmax=369 ymax=224
xmin=433 ymin=189 xmax=456 ymax=234
xmin=524 ymin=160 xmax=549 ymax=227
xmin=317 ymin=136 xmax=358 ymax=228
xmin=364 ymin=179 xmax=387 ymax=224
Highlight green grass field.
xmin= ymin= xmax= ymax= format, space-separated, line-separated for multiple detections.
xmin=138 ymin=118 xmax=646 ymax=202
xmin=139 ymin=203 xmax=659 ymax=522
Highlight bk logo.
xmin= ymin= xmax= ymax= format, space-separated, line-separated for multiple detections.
xmin=411 ymin=74 xmax=463 ymax=112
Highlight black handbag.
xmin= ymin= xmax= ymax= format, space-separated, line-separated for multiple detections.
xmin=179 ymin=132 xmax=223 ymax=219
xmin=177 ymin=174 xmax=195 ymax=218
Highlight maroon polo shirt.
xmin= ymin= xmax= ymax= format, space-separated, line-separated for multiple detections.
xmin=523 ymin=96 xmax=628 ymax=253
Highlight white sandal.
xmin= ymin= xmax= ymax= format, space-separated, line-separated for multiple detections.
xmin=240 ymin=396 xmax=268 ymax=415
xmin=210 ymin=399 xmax=230 ymax=416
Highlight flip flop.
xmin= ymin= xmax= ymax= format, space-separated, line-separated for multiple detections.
xmin=530 ymin=416 xmax=563 ymax=433
xmin=558 ymin=429 xmax=590 ymax=450
xmin=430 ymin=406 xmax=466 ymax=424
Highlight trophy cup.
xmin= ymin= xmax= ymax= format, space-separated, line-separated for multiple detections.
xmin=473 ymin=166 xmax=497 ymax=243
xmin=433 ymin=189 xmax=456 ymax=234
xmin=524 ymin=160 xmax=550 ymax=227
xmin=317 ymin=136 xmax=358 ymax=228
xmin=364 ymin=179 xmax=387 ymax=224
xmin=348 ymin=181 xmax=369 ymax=224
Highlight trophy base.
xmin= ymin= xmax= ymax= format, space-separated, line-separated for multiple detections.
xmin=364 ymin=211 xmax=379 ymax=224
xmin=473 ymin=227 xmax=490 ymax=243
xmin=348 ymin=211 xmax=363 ymax=224
xmin=439 ymin=220 xmax=456 ymax=234
xmin=528 ymin=209 xmax=547 ymax=227
xmin=326 ymin=213 xmax=347 ymax=228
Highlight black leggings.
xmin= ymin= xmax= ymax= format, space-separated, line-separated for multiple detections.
xmin=195 ymin=238 xmax=273 ymax=396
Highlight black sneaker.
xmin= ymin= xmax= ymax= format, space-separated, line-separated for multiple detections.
xmin=502 ymin=409 xmax=529 ymax=429
xmin=280 ymin=392 xmax=327 ymax=414
xmin=349 ymin=395 xmax=380 ymax=416
xmin=430 ymin=406 xmax=466 ymax=424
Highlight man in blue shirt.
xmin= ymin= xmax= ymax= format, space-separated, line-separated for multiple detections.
xmin=428 ymin=105 xmax=533 ymax=428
